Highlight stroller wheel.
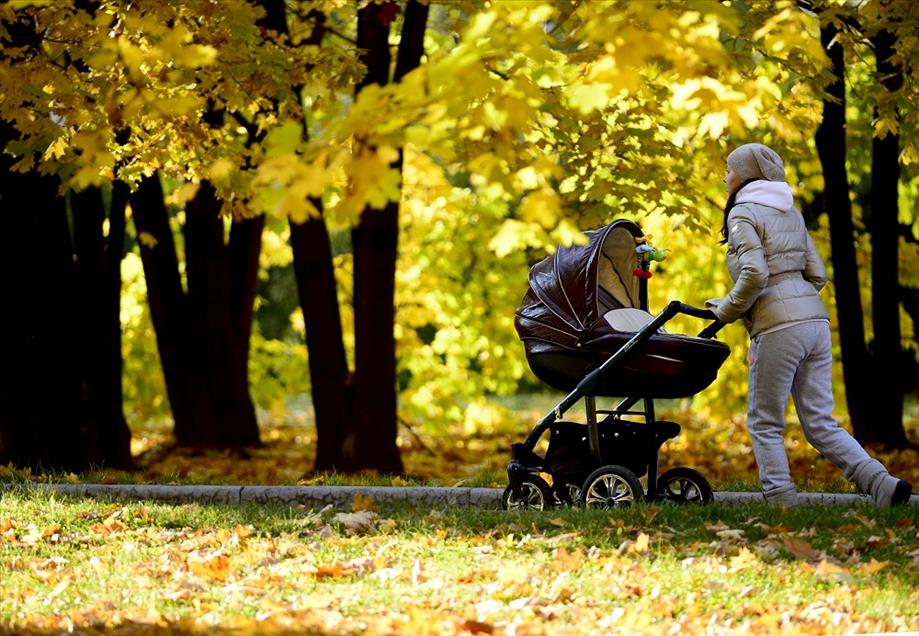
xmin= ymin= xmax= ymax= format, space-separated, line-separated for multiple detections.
xmin=657 ymin=467 xmax=713 ymax=504
xmin=503 ymin=475 xmax=554 ymax=511
xmin=580 ymin=465 xmax=644 ymax=509
xmin=563 ymin=482 xmax=582 ymax=507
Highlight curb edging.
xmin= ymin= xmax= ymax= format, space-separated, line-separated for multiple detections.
xmin=5 ymin=483 xmax=918 ymax=509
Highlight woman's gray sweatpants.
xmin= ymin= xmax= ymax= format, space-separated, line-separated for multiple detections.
xmin=747 ymin=321 xmax=897 ymax=504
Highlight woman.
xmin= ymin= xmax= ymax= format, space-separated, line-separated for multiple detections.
xmin=706 ymin=143 xmax=912 ymax=507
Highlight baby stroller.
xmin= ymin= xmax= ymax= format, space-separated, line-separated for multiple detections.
xmin=505 ymin=219 xmax=730 ymax=510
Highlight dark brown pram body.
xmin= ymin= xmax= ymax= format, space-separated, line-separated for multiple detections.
xmin=505 ymin=219 xmax=730 ymax=509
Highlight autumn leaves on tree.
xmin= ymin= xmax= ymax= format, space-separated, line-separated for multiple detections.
xmin=0 ymin=0 xmax=916 ymax=474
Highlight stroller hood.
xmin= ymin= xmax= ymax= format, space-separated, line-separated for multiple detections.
xmin=516 ymin=219 xmax=645 ymax=348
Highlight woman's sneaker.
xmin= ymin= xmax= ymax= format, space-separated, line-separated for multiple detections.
xmin=891 ymin=480 xmax=913 ymax=506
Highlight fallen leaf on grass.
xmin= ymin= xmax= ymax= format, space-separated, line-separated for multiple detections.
xmin=90 ymin=512 xmax=127 ymax=536
xmin=459 ymin=619 xmax=494 ymax=635
xmin=550 ymin=546 xmax=584 ymax=572
xmin=706 ymin=521 xmax=745 ymax=541
xmin=729 ymin=547 xmax=758 ymax=570
xmin=187 ymin=552 xmax=232 ymax=582
xmin=802 ymin=560 xmax=852 ymax=582
xmin=856 ymin=559 xmax=888 ymax=575
xmin=334 ymin=510 xmax=379 ymax=535
xmin=314 ymin=556 xmax=377 ymax=579
xmin=783 ymin=536 xmax=824 ymax=562
xmin=618 ymin=532 xmax=650 ymax=554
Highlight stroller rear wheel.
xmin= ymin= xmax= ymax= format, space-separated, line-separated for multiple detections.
xmin=580 ymin=465 xmax=644 ymax=509
xmin=503 ymin=475 xmax=554 ymax=511
xmin=657 ymin=467 xmax=713 ymax=504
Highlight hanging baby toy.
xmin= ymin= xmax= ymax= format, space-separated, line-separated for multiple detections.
xmin=633 ymin=237 xmax=667 ymax=279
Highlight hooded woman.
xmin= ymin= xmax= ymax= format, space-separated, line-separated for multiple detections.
xmin=707 ymin=143 xmax=912 ymax=507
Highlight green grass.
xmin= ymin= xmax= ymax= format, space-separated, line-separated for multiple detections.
xmin=1 ymin=487 xmax=917 ymax=634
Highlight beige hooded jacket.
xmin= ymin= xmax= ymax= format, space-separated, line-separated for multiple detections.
xmin=708 ymin=182 xmax=829 ymax=337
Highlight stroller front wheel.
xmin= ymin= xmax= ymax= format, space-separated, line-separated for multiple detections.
xmin=580 ymin=465 xmax=644 ymax=509
xmin=656 ymin=467 xmax=713 ymax=504
xmin=503 ymin=475 xmax=554 ymax=511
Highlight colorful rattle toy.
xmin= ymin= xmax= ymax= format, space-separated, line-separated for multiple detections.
xmin=633 ymin=240 xmax=667 ymax=279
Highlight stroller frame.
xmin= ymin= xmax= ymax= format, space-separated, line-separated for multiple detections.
xmin=507 ymin=300 xmax=724 ymax=507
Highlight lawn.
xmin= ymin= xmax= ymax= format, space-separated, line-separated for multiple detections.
xmin=1 ymin=487 xmax=917 ymax=635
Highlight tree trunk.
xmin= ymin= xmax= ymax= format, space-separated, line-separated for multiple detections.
xmin=131 ymin=175 xmax=262 ymax=449
xmin=268 ymin=4 xmax=356 ymax=472
xmin=290 ymin=215 xmax=353 ymax=470
xmin=0 ymin=129 xmax=86 ymax=470
xmin=868 ymin=28 xmax=908 ymax=447
xmin=71 ymin=185 xmax=132 ymax=468
xmin=185 ymin=181 xmax=261 ymax=447
xmin=129 ymin=175 xmax=203 ymax=446
xmin=342 ymin=1 xmax=429 ymax=473
xmin=814 ymin=21 xmax=873 ymax=440
xmin=228 ymin=214 xmax=265 ymax=404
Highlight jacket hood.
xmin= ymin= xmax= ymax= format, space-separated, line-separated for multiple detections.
xmin=735 ymin=180 xmax=794 ymax=211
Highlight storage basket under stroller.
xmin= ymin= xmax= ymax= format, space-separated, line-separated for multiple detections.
xmin=504 ymin=219 xmax=730 ymax=509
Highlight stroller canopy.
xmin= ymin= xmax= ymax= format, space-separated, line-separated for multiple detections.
xmin=517 ymin=219 xmax=645 ymax=349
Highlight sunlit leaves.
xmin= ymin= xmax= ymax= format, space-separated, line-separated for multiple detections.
xmin=2 ymin=492 xmax=918 ymax=634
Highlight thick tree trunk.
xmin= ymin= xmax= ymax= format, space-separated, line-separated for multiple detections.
xmin=185 ymin=181 xmax=261 ymax=447
xmin=868 ymin=28 xmax=908 ymax=447
xmin=71 ymin=185 xmax=132 ymax=468
xmin=0 ymin=140 xmax=85 ymax=470
xmin=814 ymin=22 xmax=873 ymax=440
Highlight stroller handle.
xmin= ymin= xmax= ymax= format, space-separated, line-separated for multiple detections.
xmin=666 ymin=301 xmax=725 ymax=338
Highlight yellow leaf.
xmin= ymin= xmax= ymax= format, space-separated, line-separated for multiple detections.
xmin=352 ymin=493 xmax=380 ymax=513
xmin=268 ymin=396 xmax=287 ymax=421
xmin=43 ymin=136 xmax=68 ymax=161
xmin=629 ymin=532 xmax=650 ymax=554
xmin=138 ymin=231 xmax=159 ymax=249
xmin=188 ymin=552 xmax=231 ymax=581
xmin=207 ymin=158 xmax=236 ymax=182
xmin=518 ymin=188 xmax=560 ymax=230
xmin=165 ymin=182 xmax=200 ymax=207
xmin=812 ymin=559 xmax=851 ymax=580
xmin=487 ymin=219 xmax=550 ymax=258
xmin=265 ymin=120 xmax=303 ymax=157
xmin=550 ymin=219 xmax=588 ymax=248
xmin=151 ymin=95 xmax=203 ymax=116
xmin=565 ymin=82 xmax=611 ymax=115
xmin=729 ymin=547 xmax=758 ymax=570
xmin=856 ymin=558 xmax=888 ymax=575
xmin=874 ymin=117 xmax=899 ymax=139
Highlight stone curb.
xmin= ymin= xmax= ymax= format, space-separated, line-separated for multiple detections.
xmin=5 ymin=483 xmax=918 ymax=509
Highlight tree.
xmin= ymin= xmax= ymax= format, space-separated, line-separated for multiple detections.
xmin=868 ymin=22 xmax=908 ymax=446
xmin=813 ymin=12 xmax=873 ymax=438
xmin=808 ymin=0 xmax=917 ymax=446
xmin=0 ymin=11 xmax=131 ymax=471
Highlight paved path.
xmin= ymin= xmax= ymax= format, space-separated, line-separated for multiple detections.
xmin=5 ymin=483 xmax=918 ymax=508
